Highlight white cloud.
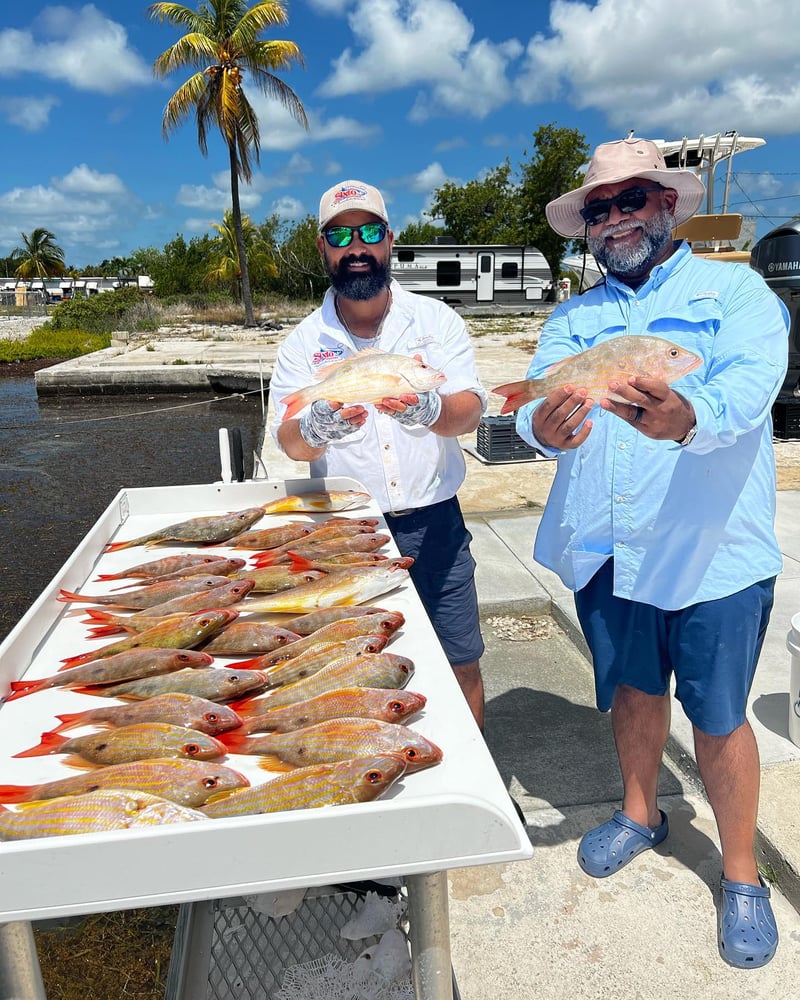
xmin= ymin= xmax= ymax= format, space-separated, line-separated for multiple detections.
xmin=0 ymin=5 xmax=151 ymax=94
xmin=176 ymin=183 xmax=262 ymax=213
xmin=270 ymin=196 xmax=306 ymax=219
xmin=0 ymin=166 xmax=138 ymax=256
xmin=247 ymin=93 xmax=382 ymax=151
xmin=408 ymin=162 xmax=450 ymax=194
xmin=0 ymin=95 xmax=59 ymax=132
xmin=516 ymin=0 xmax=800 ymax=136
xmin=319 ymin=0 xmax=522 ymax=120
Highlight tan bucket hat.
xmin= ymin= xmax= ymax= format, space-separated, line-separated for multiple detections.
xmin=319 ymin=179 xmax=389 ymax=230
xmin=545 ymin=138 xmax=706 ymax=238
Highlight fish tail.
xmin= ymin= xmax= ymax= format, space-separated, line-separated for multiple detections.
xmin=59 ymin=651 xmax=99 ymax=668
xmin=224 ymin=654 xmax=269 ymax=671
xmin=257 ymin=755 xmax=295 ymax=773
xmin=85 ymin=624 xmax=126 ymax=637
xmin=216 ymin=731 xmax=252 ymax=752
xmin=0 ymin=785 xmax=32 ymax=803
xmin=278 ymin=388 xmax=314 ymax=422
xmin=52 ymin=712 xmax=96 ymax=734
xmin=492 ymin=378 xmax=543 ymax=415
xmin=13 ymin=731 xmax=67 ymax=758
xmin=93 ymin=571 xmax=126 ymax=581
xmin=3 ymin=678 xmax=50 ymax=701
xmin=287 ymin=553 xmax=316 ymax=572
xmin=104 ymin=539 xmax=139 ymax=552
xmin=57 ymin=589 xmax=92 ymax=604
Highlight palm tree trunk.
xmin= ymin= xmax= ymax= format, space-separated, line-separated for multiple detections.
xmin=229 ymin=143 xmax=257 ymax=327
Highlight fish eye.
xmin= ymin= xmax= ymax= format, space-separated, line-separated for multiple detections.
xmin=405 ymin=749 xmax=418 ymax=759
xmin=203 ymin=777 xmax=219 ymax=789
xmin=366 ymin=769 xmax=383 ymax=783
xmin=389 ymin=701 xmax=405 ymax=714
xmin=185 ymin=744 xmax=201 ymax=756
xmin=204 ymin=712 xmax=219 ymax=723
xmin=668 ymin=348 xmax=679 ymax=358
xmin=95 ymin=742 xmax=108 ymax=752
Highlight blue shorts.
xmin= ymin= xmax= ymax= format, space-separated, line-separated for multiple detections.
xmin=385 ymin=497 xmax=484 ymax=667
xmin=574 ymin=559 xmax=775 ymax=735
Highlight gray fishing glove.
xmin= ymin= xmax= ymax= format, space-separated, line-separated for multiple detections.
xmin=299 ymin=400 xmax=360 ymax=448
xmin=390 ymin=390 xmax=443 ymax=428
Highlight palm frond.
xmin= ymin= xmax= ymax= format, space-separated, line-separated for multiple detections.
xmin=153 ymin=33 xmax=221 ymax=76
xmin=162 ymin=73 xmax=209 ymax=137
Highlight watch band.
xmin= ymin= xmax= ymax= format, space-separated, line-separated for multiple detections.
xmin=678 ymin=423 xmax=697 ymax=446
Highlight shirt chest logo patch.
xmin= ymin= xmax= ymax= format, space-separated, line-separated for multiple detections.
xmin=312 ymin=347 xmax=346 ymax=366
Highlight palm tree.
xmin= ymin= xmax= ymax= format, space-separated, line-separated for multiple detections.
xmin=149 ymin=0 xmax=308 ymax=326
xmin=205 ymin=207 xmax=276 ymax=296
xmin=12 ymin=228 xmax=66 ymax=279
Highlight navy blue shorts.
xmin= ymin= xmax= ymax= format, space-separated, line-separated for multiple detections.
xmin=385 ymin=497 xmax=484 ymax=667
xmin=574 ymin=559 xmax=775 ymax=735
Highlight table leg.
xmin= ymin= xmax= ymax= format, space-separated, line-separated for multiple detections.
xmin=0 ymin=920 xmax=47 ymax=1000
xmin=406 ymin=870 xmax=454 ymax=1000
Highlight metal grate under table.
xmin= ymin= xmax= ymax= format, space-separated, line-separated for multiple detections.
xmin=165 ymin=884 xmax=460 ymax=1000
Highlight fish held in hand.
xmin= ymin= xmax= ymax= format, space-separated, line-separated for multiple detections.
xmin=0 ymin=790 xmax=207 ymax=841
xmin=14 ymin=722 xmax=227 ymax=766
xmin=105 ymin=507 xmax=265 ymax=551
xmin=49 ymin=692 xmax=242 ymax=736
xmin=199 ymin=754 xmax=407 ymax=817
xmin=259 ymin=490 xmax=371 ymax=514
xmin=492 ymin=335 xmax=702 ymax=414
xmin=279 ymin=349 xmax=446 ymax=421
xmin=241 ymin=687 xmax=426 ymax=734
xmin=221 ymin=717 xmax=442 ymax=773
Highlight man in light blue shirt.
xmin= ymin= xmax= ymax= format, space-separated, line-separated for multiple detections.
xmin=515 ymin=138 xmax=789 ymax=969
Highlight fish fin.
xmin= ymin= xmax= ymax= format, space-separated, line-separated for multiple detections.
xmin=279 ymin=387 xmax=315 ymax=422
xmin=12 ymin=732 xmax=67 ymax=758
xmin=223 ymin=655 xmax=270 ymax=671
xmin=52 ymin=712 xmax=104 ymax=734
xmin=3 ymin=678 xmax=49 ymax=701
xmin=0 ymin=785 xmax=32 ymax=803
xmin=491 ymin=378 xmax=544 ymax=414
xmin=57 ymin=589 xmax=92 ymax=604
xmin=257 ymin=755 xmax=296 ymax=773
xmin=216 ymin=731 xmax=252 ymax=752
xmin=287 ymin=553 xmax=316 ymax=572
xmin=85 ymin=625 xmax=126 ymax=638
xmin=62 ymin=755 xmax=97 ymax=771
xmin=93 ymin=571 xmax=127 ymax=581
xmin=104 ymin=539 xmax=141 ymax=552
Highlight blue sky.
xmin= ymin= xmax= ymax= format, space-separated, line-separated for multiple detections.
xmin=0 ymin=0 xmax=798 ymax=268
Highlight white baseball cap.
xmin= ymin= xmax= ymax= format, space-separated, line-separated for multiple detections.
xmin=318 ymin=179 xmax=389 ymax=230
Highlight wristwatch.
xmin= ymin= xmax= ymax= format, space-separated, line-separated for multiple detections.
xmin=678 ymin=422 xmax=697 ymax=446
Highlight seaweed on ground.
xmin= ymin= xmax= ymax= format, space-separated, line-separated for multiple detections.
xmin=34 ymin=906 xmax=178 ymax=1000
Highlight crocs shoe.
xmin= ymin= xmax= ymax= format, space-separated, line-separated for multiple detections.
xmin=577 ymin=810 xmax=669 ymax=878
xmin=718 ymin=875 xmax=779 ymax=969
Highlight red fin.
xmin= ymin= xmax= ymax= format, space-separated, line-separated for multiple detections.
xmin=279 ymin=388 xmax=313 ymax=422
xmin=93 ymin=571 xmax=126 ymax=581
xmin=224 ymin=655 xmax=270 ymax=671
xmin=12 ymin=732 xmax=67 ymax=758
xmin=492 ymin=378 xmax=543 ymax=415
xmin=104 ymin=539 xmax=137 ymax=552
xmin=84 ymin=625 xmax=125 ymax=637
xmin=51 ymin=712 xmax=100 ymax=734
xmin=0 ymin=785 xmax=32 ymax=803
xmin=57 ymin=588 xmax=91 ymax=604
xmin=287 ymin=553 xmax=316 ymax=571
xmin=216 ymin=731 xmax=252 ymax=752
xmin=4 ymin=678 xmax=49 ymax=701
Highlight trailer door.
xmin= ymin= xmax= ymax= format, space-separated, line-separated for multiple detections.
xmin=476 ymin=252 xmax=495 ymax=302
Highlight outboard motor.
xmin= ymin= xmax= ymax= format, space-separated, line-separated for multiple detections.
xmin=750 ymin=219 xmax=800 ymax=438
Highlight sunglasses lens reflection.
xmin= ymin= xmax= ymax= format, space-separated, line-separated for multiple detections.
xmin=324 ymin=223 xmax=387 ymax=247
xmin=580 ymin=187 xmax=653 ymax=226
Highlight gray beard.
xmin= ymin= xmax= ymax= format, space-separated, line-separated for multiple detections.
xmin=588 ymin=208 xmax=675 ymax=278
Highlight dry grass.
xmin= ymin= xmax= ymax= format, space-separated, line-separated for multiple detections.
xmin=34 ymin=906 xmax=178 ymax=1000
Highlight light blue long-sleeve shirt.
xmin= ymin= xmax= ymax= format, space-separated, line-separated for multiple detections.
xmin=515 ymin=241 xmax=789 ymax=609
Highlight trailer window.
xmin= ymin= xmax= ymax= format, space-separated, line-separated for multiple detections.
xmin=396 ymin=250 xmax=415 ymax=262
xmin=501 ymin=262 xmax=519 ymax=278
xmin=480 ymin=256 xmax=492 ymax=273
xmin=436 ymin=261 xmax=461 ymax=286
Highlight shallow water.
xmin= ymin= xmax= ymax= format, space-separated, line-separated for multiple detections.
xmin=0 ymin=379 xmax=265 ymax=641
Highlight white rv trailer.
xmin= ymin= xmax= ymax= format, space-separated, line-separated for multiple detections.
xmin=391 ymin=242 xmax=552 ymax=306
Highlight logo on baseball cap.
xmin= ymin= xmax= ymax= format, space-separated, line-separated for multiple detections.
xmin=319 ymin=179 xmax=389 ymax=230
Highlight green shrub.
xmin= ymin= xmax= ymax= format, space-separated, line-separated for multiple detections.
xmin=0 ymin=328 xmax=111 ymax=362
xmin=43 ymin=287 xmax=149 ymax=334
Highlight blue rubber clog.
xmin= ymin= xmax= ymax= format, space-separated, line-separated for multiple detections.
xmin=718 ymin=875 xmax=779 ymax=969
xmin=578 ymin=809 xmax=669 ymax=878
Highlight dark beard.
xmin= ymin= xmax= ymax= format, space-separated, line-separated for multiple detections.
xmin=588 ymin=208 xmax=675 ymax=279
xmin=325 ymin=253 xmax=391 ymax=301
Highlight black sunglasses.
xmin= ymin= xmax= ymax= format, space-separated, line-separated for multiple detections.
xmin=579 ymin=185 xmax=664 ymax=227
xmin=322 ymin=222 xmax=388 ymax=248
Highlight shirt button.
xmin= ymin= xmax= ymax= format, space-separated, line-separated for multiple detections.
xmin=616 ymin=496 xmax=624 ymax=503
xmin=384 ymin=444 xmax=390 ymax=450
xmin=619 ymin=442 xmax=627 ymax=450
xmin=616 ymin=540 xmax=625 ymax=547
xmin=390 ymin=480 xmax=397 ymax=487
